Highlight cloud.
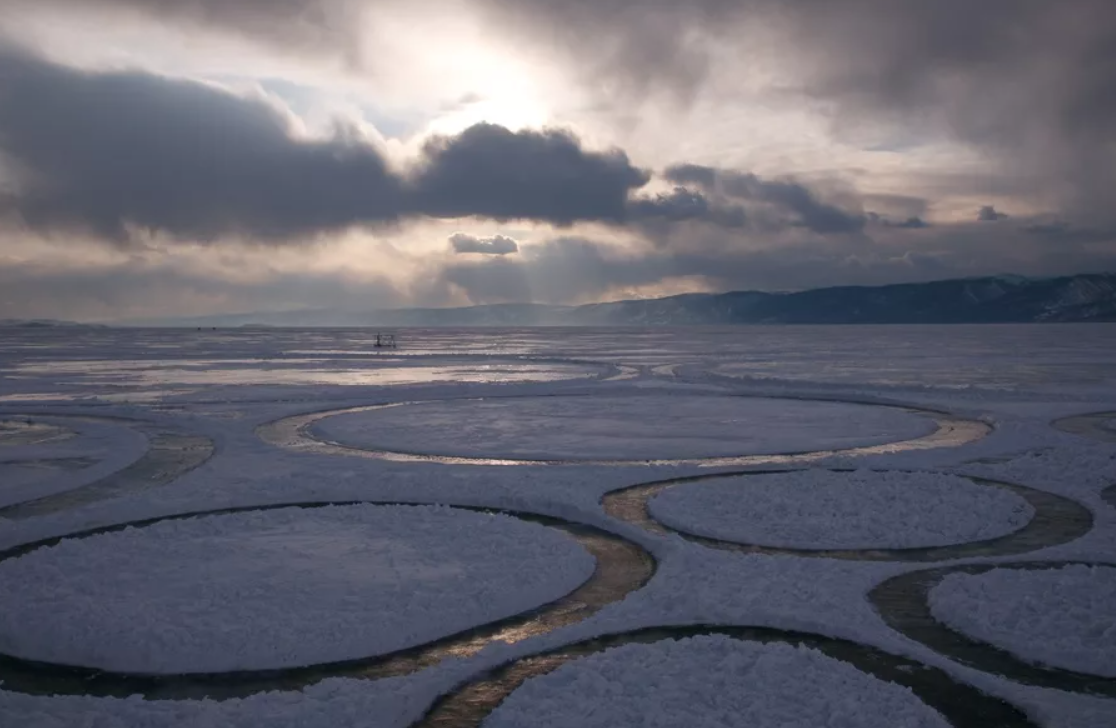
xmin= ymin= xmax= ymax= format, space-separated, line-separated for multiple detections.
xmin=7 ymin=0 xmax=362 ymax=59
xmin=1022 ymin=222 xmax=1116 ymax=245
xmin=665 ymin=164 xmax=866 ymax=234
xmin=626 ymin=186 xmax=747 ymax=229
xmin=0 ymin=256 xmax=405 ymax=321
xmin=978 ymin=205 xmax=1008 ymax=222
xmin=0 ymin=43 xmax=402 ymax=243
xmin=438 ymin=220 xmax=1116 ymax=308
xmin=448 ymin=232 xmax=519 ymax=255
xmin=0 ymin=46 xmax=652 ymax=243
xmin=411 ymin=123 xmax=648 ymax=226
xmin=870 ymin=215 xmax=930 ymax=229
xmin=481 ymin=0 xmax=1116 ymax=222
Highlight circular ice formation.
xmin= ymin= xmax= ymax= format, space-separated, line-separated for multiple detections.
xmin=929 ymin=565 xmax=1116 ymax=677
xmin=649 ymin=470 xmax=1034 ymax=550
xmin=0 ymin=505 xmax=595 ymax=674
xmin=311 ymin=396 xmax=935 ymax=462
xmin=484 ymin=635 xmax=950 ymax=728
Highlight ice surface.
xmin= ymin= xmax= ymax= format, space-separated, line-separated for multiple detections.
xmin=0 ymin=420 xmax=72 ymax=447
xmin=2 ymin=325 xmax=1116 ymax=728
xmin=649 ymin=470 xmax=1035 ymax=549
xmin=929 ymin=565 xmax=1116 ymax=677
xmin=0 ymin=504 xmax=595 ymax=673
xmin=312 ymin=396 xmax=935 ymax=461
xmin=0 ymin=418 xmax=148 ymax=510
xmin=485 ymin=635 xmax=950 ymax=728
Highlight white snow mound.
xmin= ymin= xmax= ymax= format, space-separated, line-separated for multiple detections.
xmin=929 ymin=565 xmax=1116 ymax=677
xmin=484 ymin=635 xmax=950 ymax=728
xmin=649 ymin=470 xmax=1034 ymax=549
xmin=0 ymin=504 xmax=596 ymax=673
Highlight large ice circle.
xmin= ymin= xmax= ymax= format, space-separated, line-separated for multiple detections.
xmin=310 ymin=395 xmax=936 ymax=461
xmin=0 ymin=505 xmax=595 ymax=674
xmin=649 ymin=470 xmax=1034 ymax=549
xmin=484 ymin=635 xmax=950 ymax=728
xmin=929 ymin=565 xmax=1116 ymax=677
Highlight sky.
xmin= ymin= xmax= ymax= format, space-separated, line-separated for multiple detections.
xmin=1 ymin=0 xmax=1114 ymax=321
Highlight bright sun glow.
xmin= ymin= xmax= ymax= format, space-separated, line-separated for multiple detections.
xmin=365 ymin=5 xmax=553 ymax=136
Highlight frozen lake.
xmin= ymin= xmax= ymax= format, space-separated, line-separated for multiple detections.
xmin=1 ymin=324 xmax=1114 ymax=727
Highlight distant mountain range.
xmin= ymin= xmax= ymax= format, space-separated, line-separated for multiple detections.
xmin=13 ymin=273 xmax=1115 ymax=328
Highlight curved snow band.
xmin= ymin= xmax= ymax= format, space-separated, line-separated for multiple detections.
xmin=870 ymin=561 xmax=1116 ymax=697
xmin=413 ymin=625 xmax=1038 ymax=728
xmin=257 ymin=395 xmax=990 ymax=466
xmin=0 ymin=414 xmax=214 ymax=520
xmin=0 ymin=502 xmax=654 ymax=700
xmin=1051 ymin=411 xmax=1116 ymax=444
xmin=603 ymin=469 xmax=1093 ymax=562
xmin=0 ymin=419 xmax=75 ymax=447
xmin=1050 ymin=412 xmax=1116 ymax=510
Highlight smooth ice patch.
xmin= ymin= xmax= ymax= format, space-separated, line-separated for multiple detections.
xmin=0 ymin=505 xmax=595 ymax=674
xmin=649 ymin=470 xmax=1033 ymax=549
xmin=929 ymin=565 xmax=1116 ymax=677
xmin=484 ymin=635 xmax=950 ymax=728
xmin=312 ymin=396 xmax=935 ymax=461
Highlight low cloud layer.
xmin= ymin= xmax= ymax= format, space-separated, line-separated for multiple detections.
xmin=978 ymin=206 xmax=1008 ymax=222
xmin=665 ymin=165 xmax=867 ymax=234
xmin=449 ymin=232 xmax=519 ymax=255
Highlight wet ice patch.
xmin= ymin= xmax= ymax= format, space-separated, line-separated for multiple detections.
xmin=485 ymin=635 xmax=950 ymax=728
xmin=649 ymin=470 xmax=1033 ymax=549
xmin=929 ymin=565 xmax=1116 ymax=677
xmin=0 ymin=420 xmax=72 ymax=447
xmin=0 ymin=505 xmax=595 ymax=674
xmin=312 ymin=395 xmax=935 ymax=461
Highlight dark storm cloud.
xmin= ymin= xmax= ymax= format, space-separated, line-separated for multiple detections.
xmin=0 ymin=46 xmax=654 ymax=242
xmin=412 ymin=124 xmax=648 ymax=226
xmin=882 ymin=217 xmax=930 ymax=230
xmin=665 ymin=164 xmax=866 ymax=234
xmin=448 ymin=232 xmax=520 ymax=255
xmin=626 ymin=187 xmax=747 ymax=228
xmin=0 ymin=44 xmax=402 ymax=242
xmin=978 ymin=206 xmax=1008 ymax=222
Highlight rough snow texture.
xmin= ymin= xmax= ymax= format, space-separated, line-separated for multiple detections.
xmin=312 ymin=395 xmax=934 ymax=461
xmin=2 ymin=326 xmax=1116 ymax=728
xmin=0 ymin=505 xmax=595 ymax=673
xmin=929 ymin=565 xmax=1116 ymax=677
xmin=485 ymin=635 xmax=950 ymax=728
xmin=649 ymin=470 xmax=1034 ymax=549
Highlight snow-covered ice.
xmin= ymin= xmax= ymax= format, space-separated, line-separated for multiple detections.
xmin=2 ymin=324 xmax=1116 ymax=728
xmin=0 ymin=504 xmax=595 ymax=673
xmin=484 ymin=635 xmax=950 ymax=728
xmin=929 ymin=565 xmax=1116 ymax=677
xmin=649 ymin=470 xmax=1034 ymax=549
xmin=311 ymin=395 xmax=935 ymax=461
xmin=0 ymin=417 xmax=148 ymax=510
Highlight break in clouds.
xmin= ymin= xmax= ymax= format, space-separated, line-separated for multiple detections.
xmin=1 ymin=0 xmax=1115 ymax=319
